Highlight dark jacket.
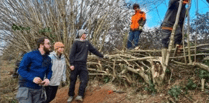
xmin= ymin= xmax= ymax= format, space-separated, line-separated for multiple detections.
xmin=161 ymin=0 xmax=187 ymax=29
xmin=18 ymin=50 xmax=52 ymax=89
xmin=70 ymin=39 xmax=103 ymax=65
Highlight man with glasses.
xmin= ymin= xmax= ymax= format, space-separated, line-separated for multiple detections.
xmin=16 ymin=37 xmax=52 ymax=103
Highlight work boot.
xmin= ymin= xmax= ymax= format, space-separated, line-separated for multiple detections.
xmin=176 ymin=44 xmax=183 ymax=54
xmin=75 ymin=95 xmax=83 ymax=102
xmin=67 ymin=96 xmax=73 ymax=103
xmin=134 ymin=46 xmax=140 ymax=50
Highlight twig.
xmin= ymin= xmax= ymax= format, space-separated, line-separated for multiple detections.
xmin=89 ymin=73 xmax=110 ymax=76
xmin=110 ymin=59 xmax=116 ymax=82
xmin=168 ymin=69 xmax=173 ymax=85
xmin=186 ymin=0 xmax=192 ymax=64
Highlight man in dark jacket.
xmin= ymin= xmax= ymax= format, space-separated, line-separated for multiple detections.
xmin=16 ymin=37 xmax=52 ymax=103
xmin=161 ymin=0 xmax=209 ymax=63
xmin=67 ymin=29 xmax=107 ymax=102
xmin=161 ymin=0 xmax=188 ymax=49
xmin=161 ymin=0 xmax=189 ymax=63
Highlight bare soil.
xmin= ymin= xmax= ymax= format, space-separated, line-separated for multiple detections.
xmin=51 ymin=81 xmax=130 ymax=103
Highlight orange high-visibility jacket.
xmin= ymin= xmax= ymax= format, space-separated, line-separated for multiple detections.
xmin=130 ymin=10 xmax=146 ymax=31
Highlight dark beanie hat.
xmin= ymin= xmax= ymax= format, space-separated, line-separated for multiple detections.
xmin=133 ymin=3 xmax=140 ymax=9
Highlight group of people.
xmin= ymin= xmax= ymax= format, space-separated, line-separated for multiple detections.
xmin=16 ymin=0 xmax=209 ymax=103
xmin=16 ymin=29 xmax=106 ymax=103
xmin=127 ymin=0 xmax=209 ymax=51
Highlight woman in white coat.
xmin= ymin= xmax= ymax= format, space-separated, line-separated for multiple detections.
xmin=44 ymin=42 xmax=66 ymax=103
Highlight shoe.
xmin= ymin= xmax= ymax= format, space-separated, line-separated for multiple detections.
xmin=134 ymin=46 xmax=140 ymax=50
xmin=67 ymin=96 xmax=73 ymax=103
xmin=75 ymin=95 xmax=83 ymax=102
xmin=176 ymin=44 xmax=183 ymax=53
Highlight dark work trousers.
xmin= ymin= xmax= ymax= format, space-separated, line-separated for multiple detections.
xmin=68 ymin=63 xmax=89 ymax=97
xmin=161 ymin=25 xmax=182 ymax=48
xmin=44 ymin=86 xmax=58 ymax=103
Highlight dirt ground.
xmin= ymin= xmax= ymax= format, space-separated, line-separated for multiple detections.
xmin=51 ymin=81 xmax=130 ymax=103
xmin=51 ymin=81 xmax=209 ymax=103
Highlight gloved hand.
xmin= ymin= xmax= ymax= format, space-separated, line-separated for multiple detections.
xmin=42 ymin=79 xmax=50 ymax=86
xmin=139 ymin=26 xmax=143 ymax=31
xmin=33 ymin=77 xmax=42 ymax=84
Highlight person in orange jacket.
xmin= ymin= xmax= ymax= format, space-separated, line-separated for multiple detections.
xmin=127 ymin=3 xmax=146 ymax=49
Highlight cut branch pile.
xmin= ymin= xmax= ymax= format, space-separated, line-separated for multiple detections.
xmin=85 ymin=44 xmax=209 ymax=90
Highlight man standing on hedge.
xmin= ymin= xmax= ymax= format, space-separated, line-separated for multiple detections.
xmin=127 ymin=3 xmax=146 ymax=50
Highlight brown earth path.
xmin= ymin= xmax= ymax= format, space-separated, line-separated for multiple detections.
xmin=51 ymin=81 xmax=129 ymax=103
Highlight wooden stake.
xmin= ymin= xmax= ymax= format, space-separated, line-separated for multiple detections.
xmin=201 ymin=78 xmax=205 ymax=92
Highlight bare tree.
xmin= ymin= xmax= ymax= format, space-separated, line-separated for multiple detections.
xmin=0 ymin=0 xmax=133 ymax=57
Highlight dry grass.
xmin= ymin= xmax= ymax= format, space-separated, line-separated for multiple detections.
xmin=0 ymin=60 xmax=18 ymax=103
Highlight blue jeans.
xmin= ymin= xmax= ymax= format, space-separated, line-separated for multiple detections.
xmin=16 ymin=87 xmax=45 ymax=103
xmin=127 ymin=30 xmax=141 ymax=49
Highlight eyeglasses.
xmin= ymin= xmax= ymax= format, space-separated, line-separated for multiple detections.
xmin=45 ymin=42 xmax=51 ymax=45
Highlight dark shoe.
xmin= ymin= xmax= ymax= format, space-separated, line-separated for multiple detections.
xmin=75 ymin=95 xmax=83 ymax=102
xmin=67 ymin=96 xmax=73 ymax=103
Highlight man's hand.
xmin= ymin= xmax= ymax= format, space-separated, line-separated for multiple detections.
xmin=42 ymin=79 xmax=50 ymax=86
xmin=139 ymin=26 xmax=143 ymax=31
xmin=70 ymin=66 xmax=75 ymax=70
xmin=33 ymin=77 xmax=42 ymax=84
